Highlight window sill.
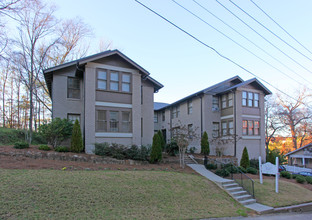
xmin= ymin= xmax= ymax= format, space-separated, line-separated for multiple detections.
xmin=242 ymin=135 xmax=261 ymax=140
xmin=96 ymin=89 xmax=132 ymax=95
xmin=95 ymin=132 xmax=133 ymax=138
xmin=67 ymin=98 xmax=81 ymax=101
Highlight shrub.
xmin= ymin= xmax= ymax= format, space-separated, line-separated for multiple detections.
xmin=205 ymin=163 xmax=217 ymax=170
xmin=157 ymin=130 xmax=166 ymax=152
xmin=55 ymin=146 xmax=69 ymax=152
xmin=38 ymin=145 xmax=51 ymax=151
xmin=306 ymin=176 xmax=312 ymax=184
xmin=280 ymin=171 xmax=291 ymax=179
xmin=240 ymin=147 xmax=250 ymax=169
xmin=215 ymin=169 xmax=230 ymax=178
xmin=238 ymin=166 xmax=247 ymax=173
xmin=13 ymin=141 xmax=29 ymax=149
xmin=200 ymin=131 xmax=209 ymax=156
xmin=39 ymin=118 xmax=73 ymax=149
xmin=296 ymin=175 xmax=306 ymax=184
xmin=266 ymin=148 xmax=287 ymax=164
xmin=246 ymin=167 xmax=258 ymax=175
xmin=189 ymin=147 xmax=196 ymax=154
xmin=70 ymin=120 xmax=84 ymax=153
xmin=292 ymin=174 xmax=298 ymax=179
xmin=249 ymin=159 xmax=259 ymax=170
xmin=94 ymin=143 xmax=110 ymax=156
xmin=226 ymin=165 xmax=239 ymax=174
xmin=165 ymin=139 xmax=179 ymax=156
xmin=150 ymin=133 xmax=162 ymax=163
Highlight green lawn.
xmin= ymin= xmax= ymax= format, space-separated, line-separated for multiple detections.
xmin=0 ymin=169 xmax=247 ymax=219
xmin=254 ymin=179 xmax=312 ymax=207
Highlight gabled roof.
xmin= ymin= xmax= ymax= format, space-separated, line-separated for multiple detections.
xmin=285 ymin=143 xmax=312 ymax=156
xmin=43 ymin=50 xmax=163 ymax=96
xmin=154 ymin=75 xmax=243 ymax=111
xmin=221 ymin=78 xmax=272 ymax=95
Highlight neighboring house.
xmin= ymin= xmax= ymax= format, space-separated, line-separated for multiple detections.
xmin=285 ymin=143 xmax=312 ymax=168
xmin=44 ymin=50 xmax=163 ymax=153
xmin=154 ymin=76 xmax=271 ymax=162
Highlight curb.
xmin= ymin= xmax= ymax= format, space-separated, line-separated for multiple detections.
xmin=273 ymin=202 xmax=312 ymax=213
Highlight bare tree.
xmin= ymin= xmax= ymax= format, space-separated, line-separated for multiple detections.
xmin=171 ymin=121 xmax=199 ymax=168
xmin=276 ymin=88 xmax=312 ymax=150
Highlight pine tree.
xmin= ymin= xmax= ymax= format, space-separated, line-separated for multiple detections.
xmin=157 ymin=130 xmax=165 ymax=151
xmin=150 ymin=133 xmax=162 ymax=163
xmin=201 ymin=131 xmax=210 ymax=156
xmin=240 ymin=147 xmax=250 ymax=169
xmin=70 ymin=119 xmax=84 ymax=153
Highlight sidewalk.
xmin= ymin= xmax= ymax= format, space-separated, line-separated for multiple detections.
xmin=187 ymin=164 xmax=273 ymax=214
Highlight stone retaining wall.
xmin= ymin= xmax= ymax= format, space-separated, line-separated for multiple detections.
xmin=0 ymin=151 xmax=148 ymax=165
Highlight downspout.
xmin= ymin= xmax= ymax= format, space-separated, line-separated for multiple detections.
xmin=233 ymin=90 xmax=237 ymax=157
xmin=76 ymin=62 xmax=85 ymax=150
xmin=169 ymin=107 xmax=172 ymax=139
xmin=200 ymin=95 xmax=203 ymax=136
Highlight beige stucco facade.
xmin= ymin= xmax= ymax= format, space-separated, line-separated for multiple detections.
xmin=45 ymin=50 xmax=162 ymax=154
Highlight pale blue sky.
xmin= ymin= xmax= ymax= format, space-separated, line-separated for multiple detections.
xmin=50 ymin=0 xmax=312 ymax=103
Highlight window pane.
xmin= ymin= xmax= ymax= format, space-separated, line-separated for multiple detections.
xmin=248 ymin=121 xmax=253 ymax=135
xmin=98 ymin=71 xmax=107 ymax=80
xmin=222 ymin=122 xmax=227 ymax=136
xmin=243 ymin=120 xmax=247 ymax=135
xmin=242 ymin=91 xmax=247 ymax=98
xmin=122 ymin=83 xmax=130 ymax=92
xmin=109 ymin=111 xmax=119 ymax=132
xmin=229 ymin=121 xmax=234 ymax=135
xmin=96 ymin=110 xmax=107 ymax=131
xmin=68 ymin=114 xmax=80 ymax=122
xmin=98 ymin=80 xmax=107 ymax=90
xmin=122 ymin=74 xmax=130 ymax=83
xmin=122 ymin=112 xmax=130 ymax=132
xmin=67 ymin=77 xmax=80 ymax=99
xmin=110 ymin=72 xmax=119 ymax=81
xmin=110 ymin=82 xmax=119 ymax=91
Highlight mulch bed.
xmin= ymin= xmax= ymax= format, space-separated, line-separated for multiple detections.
xmin=0 ymin=145 xmax=196 ymax=174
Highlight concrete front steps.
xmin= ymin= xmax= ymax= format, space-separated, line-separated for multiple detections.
xmin=222 ymin=180 xmax=256 ymax=205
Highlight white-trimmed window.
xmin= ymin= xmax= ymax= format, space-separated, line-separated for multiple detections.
xmin=254 ymin=121 xmax=260 ymax=135
xmin=68 ymin=114 xmax=80 ymax=123
xmin=187 ymin=100 xmax=193 ymax=114
xmin=212 ymin=122 xmax=219 ymax=138
xmin=122 ymin=74 xmax=131 ymax=92
xmin=97 ymin=70 xmax=107 ymax=90
xmin=242 ymin=91 xmax=247 ymax=106
xmin=242 ymin=120 xmax=247 ymax=135
xmin=222 ymin=121 xmax=227 ymax=136
xmin=229 ymin=121 xmax=234 ymax=135
xmin=67 ymin=77 xmax=80 ymax=99
xmin=228 ymin=93 xmax=233 ymax=107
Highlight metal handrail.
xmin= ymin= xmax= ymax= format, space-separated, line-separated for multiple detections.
xmin=205 ymin=157 xmax=255 ymax=198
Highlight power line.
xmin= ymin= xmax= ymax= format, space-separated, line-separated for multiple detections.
xmin=171 ymin=0 xmax=308 ymax=86
xmin=228 ymin=0 xmax=312 ymax=62
xmin=190 ymin=0 xmax=312 ymax=85
xmin=250 ymin=0 xmax=312 ymax=56
xmin=215 ymin=0 xmax=312 ymax=75
xmin=133 ymin=0 xmax=307 ymax=106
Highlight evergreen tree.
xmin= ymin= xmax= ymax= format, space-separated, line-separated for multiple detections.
xmin=201 ymin=131 xmax=210 ymax=156
xmin=240 ymin=147 xmax=250 ymax=169
xmin=70 ymin=119 xmax=84 ymax=153
xmin=157 ymin=130 xmax=166 ymax=151
xmin=150 ymin=133 xmax=162 ymax=163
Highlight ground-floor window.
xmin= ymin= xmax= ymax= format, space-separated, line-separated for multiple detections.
xmin=96 ymin=108 xmax=131 ymax=133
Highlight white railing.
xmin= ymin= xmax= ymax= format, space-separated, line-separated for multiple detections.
xmin=285 ymin=165 xmax=312 ymax=173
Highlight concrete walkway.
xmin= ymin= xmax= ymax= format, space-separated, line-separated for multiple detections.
xmin=187 ymin=164 xmax=273 ymax=214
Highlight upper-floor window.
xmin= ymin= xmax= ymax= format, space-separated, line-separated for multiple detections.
xmin=67 ymin=77 xmax=80 ymax=99
xmin=212 ymin=96 xmax=219 ymax=111
xmin=212 ymin=122 xmax=219 ymax=138
xmin=242 ymin=120 xmax=259 ymax=135
xmin=188 ymin=124 xmax=193 ymax=139
xmin=97 ymin=69 xmax=131 ymax=93
xmin=171 ymin=105 xmax=180 ymax=119
xmin=187 ymin=100 xmax=193 ymax=114
xmin=222 ymin=95 xmax=227 ymax=109
xmin=154 ymin=113 xmax=158 ymax=123
xmin=228 ymin=93 xmax=233 ymax=107
xmin=162 ymin=111 xmax=165 ymax=121
xmin=242 ymin=91 xmax=259 ymax=108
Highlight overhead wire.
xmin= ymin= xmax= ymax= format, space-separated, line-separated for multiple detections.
xmin=171 ymin=0 xmax=308 ymax=86
xmin=250 ymin=0 xmax=312 ymax=57
xmin=215 ymin=0 xmax=312 ymax=75
xmin=189 ymin=0 xmax=312 ymax=86
xmin=228 ymin=0 xmax=312 ymax=62
xmin=133 ymin=0 xmax=309 ymax=106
